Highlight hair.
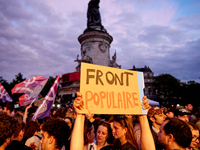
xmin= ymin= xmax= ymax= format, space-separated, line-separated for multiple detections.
xmin=0 ymin=113 xmax=15 ymax=146
xmin=186 ymin=122 xmax=199 ymax=131
xmin=54 ymin=108 xmax=67 ymax=118
xmin=23 ymin=120 xmax=40 ymax=143
xmin=42 ymin=118 xmax=70 ymax=149
xmin=97 ymin=121 xmax=114 ymax=144
xmin=6 ymin=103 xmax=14 ymax=112
xmin=84 ymin=119 xmax=93 ymax=145
xmin=13 ymin=114 xmax=25 ymax=138
xmin=113 ymin=116 xmax=138 ymax=149
xmin=164 ymin=118 xmax=192 ymax=148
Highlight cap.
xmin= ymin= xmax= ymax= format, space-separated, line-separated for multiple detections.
xmin=147 ymin=107 xmax=164 ymax=118
xmin=174 ymin=108 xmax=191 ymax=116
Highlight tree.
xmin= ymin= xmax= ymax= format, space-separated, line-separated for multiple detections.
xmin=154 ymin=74 xmax=181 ymax=101
xmin=40 ymin=76 xmax=56 ymax=97
xmin=9 ymin=73 xmax=26 ymax=89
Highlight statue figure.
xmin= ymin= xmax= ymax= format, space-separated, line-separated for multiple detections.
xmin=74 ymin=50 xmax=93 ymax=71
xmin=84 ymin=0 xmax=106 ymax=33
xmin=109 ymin=51 xmax=121 ymax=69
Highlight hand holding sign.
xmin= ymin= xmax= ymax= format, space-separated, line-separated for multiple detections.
xmin=73 ymin=92 xmax=84 ymax=115
xmin=141 ymin=96 xmax=151 ymax=112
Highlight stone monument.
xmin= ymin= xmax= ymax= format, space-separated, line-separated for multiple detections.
xmin=75 ymin=0 xmax=121 ymax=69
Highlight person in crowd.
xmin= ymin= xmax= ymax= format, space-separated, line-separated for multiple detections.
xmin=157 ymin=118 xmax=192 ymax=150
xmin=23 ymin=121 xmax=40 ymax=144
xmin=0 ymin=113 xmax=15 ymax=150
xmin=165 ymin=107 xmax=176 ymax=118
xmin=25 ymin=124 xmax=43 ymax=150
xmin=147 ymin=107 xmax=166 ymax=150
xmin=174 ymin=108 xmax=191 ymax=122
xmin=186 ymin=122 xmax=200 ymax=150
xmin=5 ymin=117 xmax=32 ymax=150
xmin=112 ymin=116 xmax=139 ymax=150
xmin=15 ymin=106 xmax=25 ymax=116
xmin=63 ymin=117 xmax=74 ymax=150
xmin=64 ymin=117 xmax=73 ymax=130
xmin=94 ymin=121 xmax=114 ymax=150
xmin=70 ymin=92 xmax=155 ymax=150
xmin=40 ymin=118 xmax=71 ymax=150
xmin=86 ymin=113 xmax=101 ymax=135
xmin=53 ymin=108 xmax=67 ymax=119
xmin=83 ymin=119 xmax=96 ymax=150
xmin=4 ymin=103 xmax=14 ymax=116
xmin=194 ymin=111 xmax=200 ymax=131
xmin=132 ymin=116 xmax=141 ymax=150
xmin=185 ymin=103 xmax=196 ymax=121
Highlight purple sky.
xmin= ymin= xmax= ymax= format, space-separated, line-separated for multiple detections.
xmin=0 ymin=0 xmax=200 ymax=83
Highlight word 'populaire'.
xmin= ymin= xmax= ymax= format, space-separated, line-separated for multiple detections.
xmin=85 ymin=91 xmax=139 ymax=109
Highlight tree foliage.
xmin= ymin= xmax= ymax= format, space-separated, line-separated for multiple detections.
xmin=154 ymin=74 xmax=181 ymax=100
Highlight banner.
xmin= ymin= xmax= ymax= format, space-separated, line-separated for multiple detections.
xmin=11 ymin=76 xmax=48 ymax=98
xmin=0 ymin=84 xmax=13 ymax=103
xmin=80 ymin=63 xmax=146 ymax=115
xmin=32 ymin=73 xmax=61 ymax=120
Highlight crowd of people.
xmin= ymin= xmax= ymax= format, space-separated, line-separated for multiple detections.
xmin=0 ymin=93 xmax=200 ymax=150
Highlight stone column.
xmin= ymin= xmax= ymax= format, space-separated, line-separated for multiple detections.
xmin=78 ymin=31 xmax=113 ymax=67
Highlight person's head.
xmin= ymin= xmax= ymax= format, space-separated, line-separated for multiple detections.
xmin=5 ymin=104 xmax=14 ymax=115
xmin=84 ymin=119 xmax=95 ymax=145
xmin=24 ymin=120 xmax=40 ymax=141
xmin=165 ymin=108 xmax=175 ymax=118
xmin=0 ymin=113 xmax=15 ymax=148
xmin=113 ymin=116 xmax=138 ymax=149
xmin=54 ymin=108 xmax=66 ymax=119
xmin=64 ymin=117 xmax=73 ymax=130
xmin=125 ymin=114 xmax=133 ymax=123
xmin=13 ymin=115 xmax=25 ymax=142
xmin=174 ymin=108 xmax=190 ymax=122
xmin=96 ymin=121 xmax=113 ymax=145
xmin=147 ymin=107 xmax=166 ymax=128
xmin=186 ymin=122 xmax=199 ymax=149
xmin=158 ymin=118 xmax=192 ymax=149
xmin=41 ymin=118 xmax=70 ymax=150
xmin=185 ymin=103 xmax=193 ymax=112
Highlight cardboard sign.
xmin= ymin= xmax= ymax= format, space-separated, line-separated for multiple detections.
xmin=80 ymin=63 xmax=147 ymax=115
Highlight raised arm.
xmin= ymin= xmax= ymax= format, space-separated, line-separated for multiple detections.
xmin=70 ymin=92 xmax=85 ymax=150
xmin=138 ymin=96 xmax=155 ymax=150
xmin=23 ymin=104 xmax=32 ymax=123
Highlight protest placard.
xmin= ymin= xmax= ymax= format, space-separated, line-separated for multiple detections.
xmin=80 ymin=63 xmax=147 ymax=115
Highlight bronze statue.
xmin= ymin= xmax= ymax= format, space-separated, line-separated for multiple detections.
xmin=84 ymin=0 xmax=106 ymax=33
xmin=87 ymin=0 xmax=102 ymax=27
xmin=74 ymin=50 xmax=93 ymax=71
xmin=109 ymin=51 xmax=121 ymax=69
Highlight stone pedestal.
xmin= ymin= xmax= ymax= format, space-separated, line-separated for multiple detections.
xmin=78 ymin=31 xmax=113 ymax=67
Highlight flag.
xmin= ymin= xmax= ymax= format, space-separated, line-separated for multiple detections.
xmin=32 ymin=73 xmax=61 ymax=120
xmin=0 ymin=84 xmax=13 ymax=103
xmin=11 ymin=76 xmax=48 ymax=98
xmin=18 ymin=94 xmax=41 ymax=106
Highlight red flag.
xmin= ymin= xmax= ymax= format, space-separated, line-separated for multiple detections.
xmin=11 ymin=76 xmax=48 ymax=98
xmin=18 ymin=94 xmax=39 ymax=106
xmin=0 ymin=84 xmax=13 ymax=103
xmin=32 ymin=73 xmax=60 ymax=120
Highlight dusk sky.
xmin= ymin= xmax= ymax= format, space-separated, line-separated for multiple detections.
xmin=0 ymin=0 xmax=200 ymax=83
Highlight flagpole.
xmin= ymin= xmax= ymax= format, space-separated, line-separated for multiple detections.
xmin=30 ymin=98 xmax=37 ymax=105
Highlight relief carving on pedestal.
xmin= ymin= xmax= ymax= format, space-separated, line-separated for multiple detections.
xmin=99 ymin=41 xmax=108 ymax=53
xmin=74 ymin=50 xmax=93 ymax=71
